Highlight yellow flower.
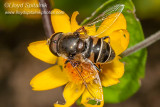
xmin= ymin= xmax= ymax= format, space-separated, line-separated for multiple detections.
xmin=5 ymin=0 xmax=41 ymax=19
xmin=28 ymin=9 xmax=129 ymax=107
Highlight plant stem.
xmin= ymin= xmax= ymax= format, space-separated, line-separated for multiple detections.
xmin=120 ymin=30 xmax=160 ymax=57
xmin=38 ymin=0 xmax=54 ymax=38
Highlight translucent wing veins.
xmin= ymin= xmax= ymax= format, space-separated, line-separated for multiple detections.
xmin=83 ymin=4 xmax=124 ymax=36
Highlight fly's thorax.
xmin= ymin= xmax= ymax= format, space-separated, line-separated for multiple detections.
xmin=58 ymin=33 xmax=85 ymax=58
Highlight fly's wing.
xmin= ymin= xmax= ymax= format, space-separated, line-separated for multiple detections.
xmin=83 ymin=4 xmax=124 ymax=36
xmin=70 ymin=60 xmax=103 ymax=103
xmin=84 ymin=59 xmax=103 ymax=102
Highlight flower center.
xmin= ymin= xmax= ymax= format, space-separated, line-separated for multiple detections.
xmin=64 ymin=62 xmax=97 ymax=84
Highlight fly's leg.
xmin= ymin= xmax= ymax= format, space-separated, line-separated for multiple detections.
xmin=102 ymin=36 xmax=110 ymax=43
xmin=70 ymin=61 xmax=80 ymax=68
xmin=74 ymin=26 xmax=87 ymax=35
xmin=64 ymin=59 xmax=80 ymax=68
xmin=64 ymin=59 xmax=70 ymax=68
xmin=93 ymin=64 xmax=101 ymax=72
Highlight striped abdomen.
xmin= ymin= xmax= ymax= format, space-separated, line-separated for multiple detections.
xmin=83 ymin=36 xmax=115 ymax=63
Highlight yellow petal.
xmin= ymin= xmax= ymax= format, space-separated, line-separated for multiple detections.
xmin=71 ymin=11 xmax=81 ymax=32
xmin=100 ymin=57 xmax=124 ymax=87
xmin=30 ymin=65 xmax=68 ymax=91
xmin=51 ymin=9 xmax=71 ymax=33
xmin=85 ymin=25 xmax=96 ymax=36
xmin=81 ymin=83 xmax=104 ymax=107
xmin=96 ymin=13 xmax=126 ymax=38
xmin=27 ymin=40 xmax=57 ymax=64
xmin=57 ymin=57 xmax=65 ymax=67
xmin=101 ymin=77 xmax=119 ymax=87
xmin=54 ymin=82 xmax=85 ymax=107
xmin=71 ymin=11 xmax=96 ymax=35
xmin=102 ymin=57 xmax=125 ymax=79
xmin=108 ymin=29 xmax=129 ymax=55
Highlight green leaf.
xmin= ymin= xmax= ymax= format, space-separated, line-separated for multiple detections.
xmin=81 ymin=0 xmax=147 ymax=103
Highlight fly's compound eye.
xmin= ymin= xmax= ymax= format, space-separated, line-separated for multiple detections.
xmin=49 ymin=32 xmax=63 ymax=56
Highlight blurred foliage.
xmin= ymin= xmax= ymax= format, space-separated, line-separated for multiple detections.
xmin=78 ymin=0 xmax=147 ymax=104
xmin=54 ymin=0 xmax=160 ymax=20
xmin=0 ymin=0 xmax=23 ymax=30
xmin=0 ymin=0 xmax=41 ymax=31
xmin=133 ymin=0 xmax=160 ymax=19
xmin=53 ymin=0 xmax=107 ymax=21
